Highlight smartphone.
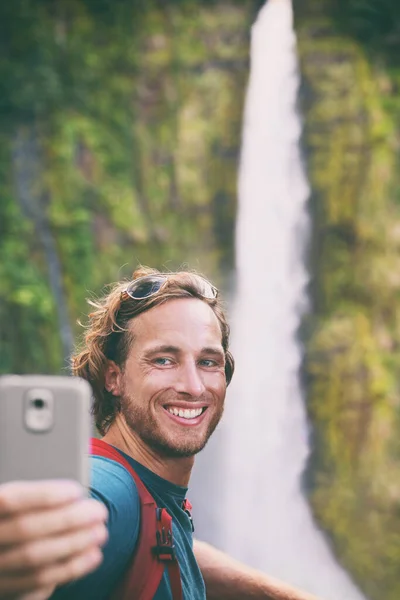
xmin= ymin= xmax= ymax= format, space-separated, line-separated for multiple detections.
xmin=0 ymin=375 xmax=92 ymax=488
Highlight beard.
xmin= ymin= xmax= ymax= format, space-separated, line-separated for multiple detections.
xmin=119 ymin=389 xmax=223 ymax=459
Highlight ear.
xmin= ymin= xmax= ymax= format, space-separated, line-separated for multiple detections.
xmin=104 ymin=360 xmax=123 ymax=396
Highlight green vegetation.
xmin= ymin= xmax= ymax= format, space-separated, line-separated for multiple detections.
xmin=296 ymin=2 xmax=400 ymax=599
xmin=0 ymin=0 xmax=256 ymax=373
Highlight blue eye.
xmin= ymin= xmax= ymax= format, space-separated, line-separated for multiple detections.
xmin=200 ymin=359 xmax=216 ymax=367
xmin=154 ymin=357 xmax=172 ymax=366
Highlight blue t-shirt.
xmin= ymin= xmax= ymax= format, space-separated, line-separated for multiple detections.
xmin=51 ymin=450 xmax=206 ymax=600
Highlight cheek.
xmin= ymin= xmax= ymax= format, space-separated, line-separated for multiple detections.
xmin=141 ymin=370 xmax=176 ymax=394
xmin=207 ymin=373 xmax=227 ymax=400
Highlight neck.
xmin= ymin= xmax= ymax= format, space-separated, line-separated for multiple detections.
xmin=102 ymin=416 xmax=195 ymax=487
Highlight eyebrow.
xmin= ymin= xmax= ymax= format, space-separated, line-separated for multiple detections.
xmin=144 ymin=345 xmax=181 ymax=356
xmin=200 ymin=347 xmax=225 ymax=360
xmin=144 ymin=345 xmax=225 ymax=359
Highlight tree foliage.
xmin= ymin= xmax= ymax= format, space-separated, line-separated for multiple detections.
xmin=0 ymin=0 xmax=255 ymax=372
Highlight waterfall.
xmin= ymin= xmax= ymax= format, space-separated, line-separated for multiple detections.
xmin=191 ymin=0 xmax=368 ymax=598
xmin=217 ymin=1 xmax=367 ymax=598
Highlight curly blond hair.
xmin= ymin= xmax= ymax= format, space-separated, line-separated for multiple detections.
xmin=72 ymin=266 xmax=235 ymax=434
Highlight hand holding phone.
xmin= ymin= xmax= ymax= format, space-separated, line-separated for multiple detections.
xmin=0 ymin=375 xmax=108 ymax=597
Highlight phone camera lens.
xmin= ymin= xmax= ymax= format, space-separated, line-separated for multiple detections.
xmin=33 ymin=399 xmax=45 ymax=409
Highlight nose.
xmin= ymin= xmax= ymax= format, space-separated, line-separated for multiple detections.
xmin=174 ymin=361 xmax=205 ymax=398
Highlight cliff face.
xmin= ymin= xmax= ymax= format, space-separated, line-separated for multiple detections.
xmin=295 ymin=3 xmax=400 ymax=599
xmin=0 ymin=1 xmax=256 ymax=372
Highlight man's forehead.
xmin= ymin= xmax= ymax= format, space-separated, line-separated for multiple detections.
xmin=128 ymin=297 xmax=221 ymax=339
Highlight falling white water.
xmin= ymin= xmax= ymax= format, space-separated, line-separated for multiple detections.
xmin=218 ymin=1 xmax=367 ymax=598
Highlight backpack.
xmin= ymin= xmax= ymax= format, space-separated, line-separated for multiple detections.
xmin=90 ymin=438 xmax=193 ymax=600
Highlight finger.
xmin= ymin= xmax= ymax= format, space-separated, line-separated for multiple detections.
xmin=0 ymin=499 xmax=108 ymax=545
xmin=0 ymin=547 xmax=103 ymax=594
xmin=0 ymin=523 xmax=108 ymax=572
xmin=0 ymin=481 xmax=83 ymax=517
xmin=17 ymin=587 xmax=56 ymax=600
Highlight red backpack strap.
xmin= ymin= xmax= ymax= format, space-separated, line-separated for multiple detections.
xmin=90 ymin=438 xmax=183 ymax=600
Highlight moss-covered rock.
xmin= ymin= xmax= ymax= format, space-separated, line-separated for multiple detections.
xmin=0 ymin=1 xmax=256 ymax=371
xmin=296 ymin=4 xmax=400 ymax=599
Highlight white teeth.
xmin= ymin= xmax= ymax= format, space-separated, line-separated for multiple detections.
xmin=167 ymin=407 xmax=203 ymax=419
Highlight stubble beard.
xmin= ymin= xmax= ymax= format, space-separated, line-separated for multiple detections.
xmin=120 ymin=391 xmax=224 ymax=459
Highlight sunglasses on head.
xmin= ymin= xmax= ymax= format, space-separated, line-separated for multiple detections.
xmin=120 ymin=273 xmax=218 ymax=302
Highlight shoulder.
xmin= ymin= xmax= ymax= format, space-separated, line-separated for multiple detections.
xmin=90 ymin=456 xmax=139 ymax=506
xmin=90 ymin=455 xmax=140 ymax=525
xmin=51 ymin=456 xmax=141 ymax=599
xmin=89 ymin=456 xmax=141 ymax=585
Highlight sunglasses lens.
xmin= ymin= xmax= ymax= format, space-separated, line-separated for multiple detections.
xmin=126 ymin=276 xmax=165 ymax=299
xmin=123 ymin=274 xmax=218 ymax=301
xmin=199 ymin=281 xmax=217 ymax=299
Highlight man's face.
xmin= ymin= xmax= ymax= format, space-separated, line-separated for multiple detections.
xmin=117 ymin=298 xmax=227 ymax=458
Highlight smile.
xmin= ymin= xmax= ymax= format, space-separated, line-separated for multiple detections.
xmin=163 ymin=404 xmax=208 ymax=425
xmin=166 ymin=407 xmax=205 ymax=419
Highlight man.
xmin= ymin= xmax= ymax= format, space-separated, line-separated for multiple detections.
xmin=0 ymin=267 xmax=319 ymax=600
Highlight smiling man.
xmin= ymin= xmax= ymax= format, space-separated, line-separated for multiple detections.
xmin=52 ymin=267 xmax=233 ymax=599
xmin=0 ymin=267 xmax=320 ymax=600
